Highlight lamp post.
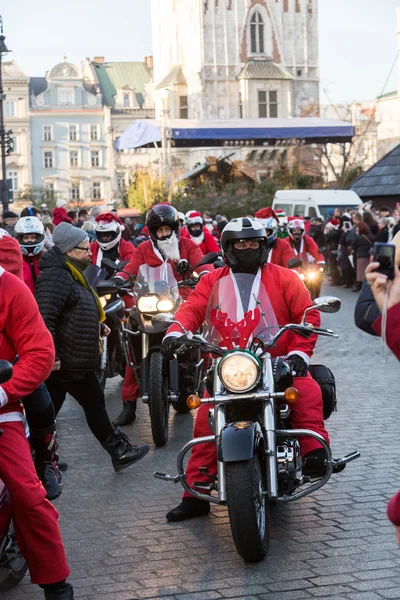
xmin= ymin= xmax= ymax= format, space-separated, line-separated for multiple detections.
xmin=0 ymin=17 xmax=11 ymax=212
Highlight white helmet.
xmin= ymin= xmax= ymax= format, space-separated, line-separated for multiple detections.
xmin=14 ymin=217 xmax=45 ymax=256
xmin=95 ymin=212 xmax=124 ymax=251
xmin=186 ymin=211 xmax=203 ymax=226
xmin=287 ymin=218 xmax=305 ymax=242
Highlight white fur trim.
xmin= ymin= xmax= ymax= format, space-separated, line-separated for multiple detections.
xmin=0 ymin=266 xmax=4 ymax=277
xmin=95 ymin=247 xmax=103 ymax=267
xmin=0 ymin=387 xmax=8 ymax=408
xmin=0 ymin=412 xmax=24 ymax=423
xmin=190 ymin=232 xmax=204 ymax=245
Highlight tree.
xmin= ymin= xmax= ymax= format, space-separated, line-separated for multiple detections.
xmin=126 ymin=171 xmax=169 ymax=214
xmin=19 ymin=186 xmax=59 ymax=211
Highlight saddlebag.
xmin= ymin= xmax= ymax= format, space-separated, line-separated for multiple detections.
xmin=308 ymin=364 xmax=337 ymax=420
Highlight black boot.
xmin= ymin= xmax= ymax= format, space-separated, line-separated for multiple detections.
xmin=113 ymin=401 xmax=137 ymax=426
xmin=42 ymin=581 xmax=74 ymax=599
xmin=166 ymin=497 xmax=210 ymax=522
xmin=302 ymin=448 xmax=346 ymax=478
xmin=30 ymin=423 xmax=62 ymax=501
xmin=101 ymin=427 xmax=149 ymax=472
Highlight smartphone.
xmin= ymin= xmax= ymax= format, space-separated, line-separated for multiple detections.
xmin=373 ymin=243 xmax=395 ymax=280
xmin=343 ymin=222 xmax=352 ymax=231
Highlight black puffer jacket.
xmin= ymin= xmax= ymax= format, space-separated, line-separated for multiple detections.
xmin=35 ymin=246 xmax=100 ymax=373
xmin=354 ymin=279 xmax=380 ymax=337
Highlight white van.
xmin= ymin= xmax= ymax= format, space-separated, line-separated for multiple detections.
xmin=272 ymin=190 xmax=361 ymax=220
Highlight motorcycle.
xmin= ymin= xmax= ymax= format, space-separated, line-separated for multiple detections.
xmin=0 ymin=360 xmax=28 ymax=589
xmin=85 ymin=261 xmax=129 ymax=389
xmin=154 ymin=275 xmax=360 ymax=562
xmin=288 ymin=257 xmax=324 ymax=301
xmin=111 ymin=253 xmax=218 ymax=447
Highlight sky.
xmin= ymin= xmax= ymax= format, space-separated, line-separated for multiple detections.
xmin=2 ymin=0 xmax=400 ymax=105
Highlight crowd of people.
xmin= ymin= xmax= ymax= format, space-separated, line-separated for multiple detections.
xmin=0 ymin=195 xmax=399 ymax=598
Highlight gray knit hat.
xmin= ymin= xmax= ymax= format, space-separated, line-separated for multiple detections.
xmin=52 ymin=222 xmax=89 ymax=254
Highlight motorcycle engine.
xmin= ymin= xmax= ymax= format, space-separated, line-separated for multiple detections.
xmin=277 ymin=438 xmax=302 ymax=493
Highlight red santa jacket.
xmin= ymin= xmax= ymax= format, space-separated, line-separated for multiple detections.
xmin=268 ymin=237 xmax=295 ymax=268
xmin=181 ymin=226 xmax=220 ymax=255
xmin=168 ymin=264 xmax=321 ymax=361
xmin=0 ymin=268 xmax=55 ymax=420
xmin=90 ymin=238 xmax=135 ymax=267
xmin=52 ymin=207 xmax=72 ymax=226
xmin=22 ymin=255 xmax=41 ymax=294
xmin=285 ymin=234 xmax=325 ymax=264
xmin=373 ymin=305 xmax=400 ymax=361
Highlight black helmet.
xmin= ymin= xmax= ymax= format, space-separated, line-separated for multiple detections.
xmin=145 ymin=204 xmax=180 ymax=241
xmin=221 ymin=217 xmax=269 ymax=268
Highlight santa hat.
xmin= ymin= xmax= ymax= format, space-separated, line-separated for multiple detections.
xmin=186 ymin=211 xmax=203 ymax=225
xmin=287 ymin=216 xmax=304 ymax=223
xmin=254 ymin=207 xmax=279 ymax=226
xmin=95 ymin=212 xmax=124 ymax=231
xmin=330 ymin=218 xmax=340 ymax=226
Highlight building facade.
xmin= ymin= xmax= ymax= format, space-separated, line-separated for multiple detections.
xmin=29 ymin=60 xmax=110 ymax=204
xmin=3 ymin=61 xmax=32 ymax=200
xmin=151 ymin=0 xmax=319 ymax=121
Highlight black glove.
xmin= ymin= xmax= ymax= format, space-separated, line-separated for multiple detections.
xmin=175 ymin=259 xmax=191 ymax=277
xmin=161 ymin=336 xmax=181 ymax=360
xmin=286 ymin=354 xmax=308 ymax=378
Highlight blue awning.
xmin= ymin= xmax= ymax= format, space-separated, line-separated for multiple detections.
xmin=115 ymin=118 xmax=354 ymax=150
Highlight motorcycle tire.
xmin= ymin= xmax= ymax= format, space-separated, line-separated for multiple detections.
xmin=148 ymin=352 xmax=170 ymax=446
xmin=225 ymin=456 xmax=269 ymax=562
xmin=0 ymin=525 xmax=28 ymax=590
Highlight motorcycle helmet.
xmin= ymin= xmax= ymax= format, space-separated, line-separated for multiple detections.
xmin=146 ymin=203 xmax=179 ymax=242
xmin=95 ymin=212 xmax=124 ymax=251
xmin=186 ymin=211 xmax=204 ymax=238
xmin=254 ymin=208 xmax=279 ymax=247
xmin=178 ymin=212 xmax=185 ymax=226
xmin=221 ymin=217 xmax=269 ymax=269
xmin=287 ymin=218 xmax=305 ymax=242
xmin=14 ymin=216 xmax=45 ymax=256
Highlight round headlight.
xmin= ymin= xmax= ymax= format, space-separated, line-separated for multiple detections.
xmin=219 ymin=351 xmax=261 ymax=393
xmin=137 ymin=295 xmax=158 ymax=313
xmin=157 ymin=298 xmax=175 ymax=312
xmin=307 ymin=271 xmax=317 ymax=280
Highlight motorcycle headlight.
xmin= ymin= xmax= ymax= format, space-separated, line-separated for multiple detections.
xmin=100 ymin=295 xmax=111 ymax=309
xmin=307 ymin=271 xmax=317 ymax=280
xmin=218 ymin=351 xmax=261 ymax=394
xmin=137 ymin=294 xmax=159 ymax=313
xmin=299 ymin=273 xmax=305 ymax=281
xmin=157 ymin=298 xmax=175 ymax=312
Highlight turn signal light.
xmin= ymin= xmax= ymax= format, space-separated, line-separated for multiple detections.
xmin=284 ymin=387 xmax=299 ymax=403
xmin=186 ymin=394 xmax=201 ymax=409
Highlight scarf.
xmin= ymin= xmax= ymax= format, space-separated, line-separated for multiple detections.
xmin=65 ymin=258 xmax=106 ymax=323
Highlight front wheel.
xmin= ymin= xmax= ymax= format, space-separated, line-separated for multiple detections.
xmin=148 ymin=352 xmax=170 ymax=446
xmin=225 ymin=456 xmax=269 ymax=562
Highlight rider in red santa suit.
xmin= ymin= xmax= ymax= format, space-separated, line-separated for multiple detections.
xmin=14 ymin=216 xmax=46 ymax=294
xmin=90 ymin=212 xmax=135 ymax=276
xmin=254 ymin=207 xmax=295 ymax=267
xmin=113 ymin=203 xmax=211 ymax=427
xmin=286 ymin=217 xmax=325 ymax=265
xmin=0 ymin=253 xmax=73 ymax=598
xmin=161 ymin=217 xmax=343 ymax=522
xmin=180 ymin=211 xmax=220 ymax=255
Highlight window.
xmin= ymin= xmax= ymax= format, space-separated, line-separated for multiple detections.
xmin=5 ymin=101 xmax=16 ymax=117
xmin=293 ymin=204 xmax=306 ymax=217
xmin=70 ymin=151 xmax=79 ymax=168
xmin=9 ymin=135 xmax=17 ymax=153
xmin=69 ymin=125 xmax=78 ymax=141
xmin=92 ymin=182 xmax=101 ymax=199
xmin=7 ymin=170 xmax=19 ymax=192
xmin=258 ymin=91 xmax=278 ymax=118
xmin=250 ymin=11 xmax=264 ymax=54
xmin=123 ymin=94 xmax=130 ymax=107
xmin=90 ymin=124 xmax=99 ymax=141
xmin=91 ymin=151 xmax=100 ymax=167
xmin=239 ymin=93 xmax=243 ymax=119
xmin=179 ymin=96 xmax=188 ymax=119
xmin=308 ymin=206 xmax=318 ymax=218
xmin=43 ymin=125 xmax=52 ymax=142
xmin=45 ymin=182 xmax=54 ymax=193
xmin=44 ymin=151 xmax=54 ymax=169
xmin=70 ymin=183 xmax=80 ymax=201
xmin=117 ymin=174 xmax=125 ymax=191
xmin=59 ymin=89 xmax=74 ymax=105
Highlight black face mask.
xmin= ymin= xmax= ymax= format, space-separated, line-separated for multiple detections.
xmin=232 ymin=248 xmax=262 ymax=274
xmin=188 ymin=226 xmax=203 ymax=238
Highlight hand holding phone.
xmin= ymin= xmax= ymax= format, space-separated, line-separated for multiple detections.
xmin=373 ymin=242 xmax=395 ymax=280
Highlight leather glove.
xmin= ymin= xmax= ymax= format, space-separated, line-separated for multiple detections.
xmin=286 ymin=354 xmax=308 ymax=378
xmin=161 ymin=336 xmax=181 ymax=360
xmin=175 ymin=259 xmax=191 ymax=276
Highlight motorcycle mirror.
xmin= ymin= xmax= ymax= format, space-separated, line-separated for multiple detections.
xmin=288 ymin=257 xmax=303 ymax=269
xmin=0 ymin=360 xmax=12 ymax=384
xmin=192 ymin=252 xmax=219 ymax=270
xmin=312 ymin=296 xmax=341 ymax=314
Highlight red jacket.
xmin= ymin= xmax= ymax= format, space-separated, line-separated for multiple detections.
xmin=0 ymin=268 xmax=55 ymax=419
xmin=22 ymin=255 xmax=41 ymax=294
xmin=285 ymin=234 xmax=325 ymax=264
xmin=268 ymin=237 xmax=296 ymax=268
xmin=373 ymin=304 xmax=400 ymax=361
xmin=181 ymin=227 xmax=220 ymax=256
xmin=52 ymin=207 xmax=72 ymax=226
xmin=168 ymin=264 xmax=321 ymax=360
xmin=90 ymin=238 xmax=135 ymax=267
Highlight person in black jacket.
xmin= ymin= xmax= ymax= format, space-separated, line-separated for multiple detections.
xmin=309 ymin=217 xmax=326 ymax=249
xmin=351 ymin=221 xmax=375 ymax=292
xmin=35 ymin=223 xmax=149 ymax=472
xmin=375 ymin=217 xmax=390 ymax=243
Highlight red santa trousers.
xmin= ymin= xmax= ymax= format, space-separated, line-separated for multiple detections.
xmin=183 ymin=372 xmax=329 ymax=498
xmin=0 ymin=421 xmax=70 ymax=584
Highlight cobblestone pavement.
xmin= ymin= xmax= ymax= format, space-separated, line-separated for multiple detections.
xmin=4 ymin=283 xmax=400 ymax=600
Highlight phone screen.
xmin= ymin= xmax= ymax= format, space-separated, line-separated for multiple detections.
xmin=373 ymin=243 xmax=395 ymax=280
